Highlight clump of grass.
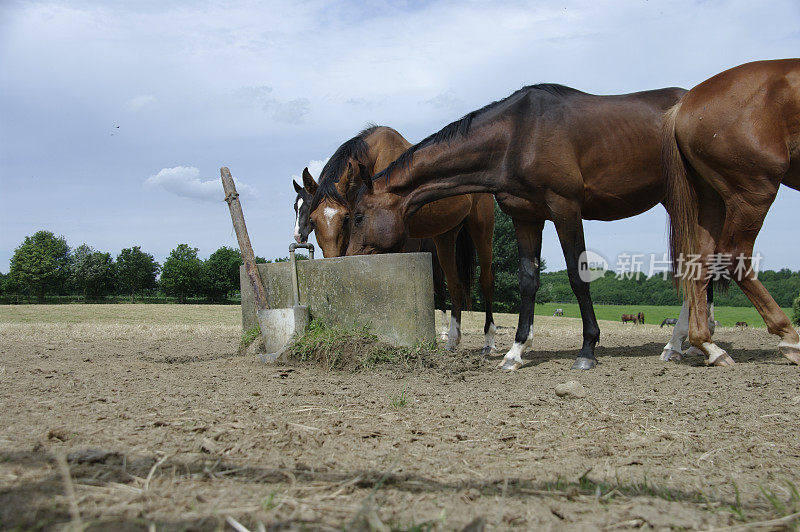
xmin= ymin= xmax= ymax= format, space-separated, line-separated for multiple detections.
xmin=721 ymin=482 xmax=746 ymax=521
xmin=760 ymin=481 xmax=800 ymax=526
xmin=390 ymin=386 xmax=408 ymax=409
xmin=288 ymin=319 xmax=450 ymax=372
xmin=289 ymin=319 xmax=378 ymax=371
xmin=241 ymin=324 xmax=261 ymax=347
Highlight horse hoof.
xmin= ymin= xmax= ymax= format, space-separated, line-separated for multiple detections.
xmin=498 ymin=359 xmax=523 ymax=371
xmin=445 ymin=342 xmax=458 ymax=352
xmin=660 ymin=349 xmax=682 ymax=362
xmin=706 ymin=353 xmax=736 ymax=366
xmin=778 ymin=340 xmax=800 ymax=365
xmin=481 ymin=346 xmax=494 ymax=356
xmin=571 ymin=357 xmax=596 ymax=370
xmin=684 ymin=346 xmax=704 ymax=358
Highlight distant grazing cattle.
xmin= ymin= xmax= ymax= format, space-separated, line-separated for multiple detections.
xmin=661 ymin=318 xmax=678 ymax=328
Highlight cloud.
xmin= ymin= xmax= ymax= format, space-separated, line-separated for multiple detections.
xmin=145 ymin=166 xmax=258 ymax=202
xmin=125 ymin=94 xmax=156 ymax=111
xmin=234 ymin=85 xmax=310 ymax=124
xmin=271 ymin=97 xmax=310 ymax=124
xmin=289 ymin=157 xmax=329 ymax=189
xmin=424 ymin=90 xmax=462 ymax=110
xmin=305 ymin=158 xmax=328 ymax=179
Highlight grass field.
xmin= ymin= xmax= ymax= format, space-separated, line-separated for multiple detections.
xmin=533 ymin=302 xmax=788 ymax=327
xmin=0 ymin=302 xmax=787 ymax=328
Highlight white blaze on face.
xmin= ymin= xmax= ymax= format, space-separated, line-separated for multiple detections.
xmin=323 ymin=206 xmax=337 ymax=227
xmin=293 ymin=198 xmax=304 ymax=241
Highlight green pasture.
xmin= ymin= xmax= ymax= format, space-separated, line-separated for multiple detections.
xmin=0 ymin=302 xmax=789 ymax=329
xmin=533 ymin=302 xmax=788 ymax=327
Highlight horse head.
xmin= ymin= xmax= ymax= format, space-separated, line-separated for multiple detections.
xmin=292 ymin=168 xmax=317 ymax=243
xmin=346 ymin=168 xmax=408 ymax=255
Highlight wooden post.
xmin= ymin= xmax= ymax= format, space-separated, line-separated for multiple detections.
xmin=220 ymin=167 xmax=270 ymax=310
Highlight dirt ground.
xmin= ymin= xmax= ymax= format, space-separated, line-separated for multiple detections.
xmin=1 ymin=306 xmax=799 ymax=531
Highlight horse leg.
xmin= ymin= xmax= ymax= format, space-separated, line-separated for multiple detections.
xmin=432 ymin=230 xmax=464 ymax=351
xmin=465 ymin=202 xmax=496 ymax=355
xmin=661 ymin=300 xmax=689 ymax=361
xmin=431 ymin=251 xmax=450 ymax=341
xmin=553 ymin=213 xmax=600 ymax=370
xmin=498 ymin=219 xmax=544 ymax=371
xmin=717 ymin=195 xmax=800 ymax=364
xmin=685 ymin=211 xmax=736 ymax=366
xmin=662 ymin=285 xmax=715 ymax=362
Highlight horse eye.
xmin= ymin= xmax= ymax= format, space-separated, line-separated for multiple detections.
xmin=354 ymin=213 xmax=364 ymax=226
xmin=343 ymin=213 xmax=350 ymax=223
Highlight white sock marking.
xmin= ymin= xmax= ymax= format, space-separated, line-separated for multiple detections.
xmin=663 ymin=300 xmax=689 ymax=355
xmin=484 ymin=322 xmax=497 ymax=351
xmin=503 ymin=331 xmax=533 ymax=364
xmin=702 ymin=342 xmax=728 ymax=364
xmin=438 ymin=310 xmax=448 ymax=339
xmin=446 ymin=316 xmax=461 ymax=349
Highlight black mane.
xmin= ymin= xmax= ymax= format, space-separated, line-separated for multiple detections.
xmin=376 ymin=84 xmax=583 ymax=181
xmin=312 ymin=124 xmax=380 ymax=208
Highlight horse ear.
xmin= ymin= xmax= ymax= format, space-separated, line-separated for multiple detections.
xmin=302 ymin=167 xmax=318 ymax=194
xmin=358 ymin=163 xmax=373 ymax=193
xmin=293 ymin=179 xmax=303 ymax=194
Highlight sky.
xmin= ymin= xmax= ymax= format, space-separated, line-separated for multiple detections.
xmin=1 ymin=0 xmax=799 ymax=274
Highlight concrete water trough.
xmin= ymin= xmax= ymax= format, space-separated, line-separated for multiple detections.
xmin=240 ymin=251 xmax=436 ymax=355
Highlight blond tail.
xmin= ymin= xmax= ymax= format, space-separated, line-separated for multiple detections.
xmin=662 ymin=102 xmax=699 ymax=308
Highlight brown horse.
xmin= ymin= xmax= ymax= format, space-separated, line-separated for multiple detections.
xmin=664 ymin=59 xmax=800 ymax=366
xmin=346 ymin=83 xmax=693 ymax=370
xmin=621 ymin=314 xmax=638 ymax=324
xmin=299 ymin=126 xmax=497 ymax=353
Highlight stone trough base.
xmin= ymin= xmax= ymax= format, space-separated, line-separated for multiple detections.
xmin=241 ymin=252 xmax=435 ymax=347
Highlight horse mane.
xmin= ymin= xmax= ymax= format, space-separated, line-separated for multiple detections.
xmin=313 ymin=124 xmax=381 ymax=208
xmin=376 ymin=84 xmax=583 ymax=182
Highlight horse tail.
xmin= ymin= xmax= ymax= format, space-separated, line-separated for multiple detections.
xmin=424 ymin=239 xmax=447 ymax=312
xmin=662 ymin=101 xmax=699 ymax=307
xmin=455 ymin=225 xmax=477 ymax=311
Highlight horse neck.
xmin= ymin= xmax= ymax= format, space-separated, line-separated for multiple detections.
xmin=365 ymin=127 xmax=412 ymax=175
xmin=378 ymin=123 xmax=507 ymax=216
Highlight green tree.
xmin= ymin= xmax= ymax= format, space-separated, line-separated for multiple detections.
xmin=160 ymin=244 xmax=202 ymax=303
xmin=116 ymin=246 xmax=160 ymax=301
xmin=200 ymin=246 xmax=243 ymax=302
xmin=71 ymin=244 xmax=116 ymax=300
xmin=793 ymin=294 xmax=800 ymax=327
xmin=9 ymin=230 xmax=71 ymax=302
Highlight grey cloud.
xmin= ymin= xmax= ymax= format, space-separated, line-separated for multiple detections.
xmin=234 ymin=85 xmax=309 ymax=123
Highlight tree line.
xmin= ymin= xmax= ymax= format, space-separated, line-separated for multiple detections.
xmin=0 ymin=230 xmax=304 ymax=304
xmin=2 ymin=224 xmax=798 ymax=314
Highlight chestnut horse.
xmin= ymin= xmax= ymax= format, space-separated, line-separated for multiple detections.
xmin=345 ymin=84 xmax=718 ymax=371
xmin=295 ymin=179 xmax=472 ymax=343
xmin=296 ymin=126 xmax=497 ymax=353
xmin=664 ymin=59 xmax=800 ymax=366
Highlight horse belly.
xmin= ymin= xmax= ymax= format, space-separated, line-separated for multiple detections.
xmin=407 ymin=196 xmax=472 ymax=238
xmin=581 ymin=176 xmax=664 ymax=221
